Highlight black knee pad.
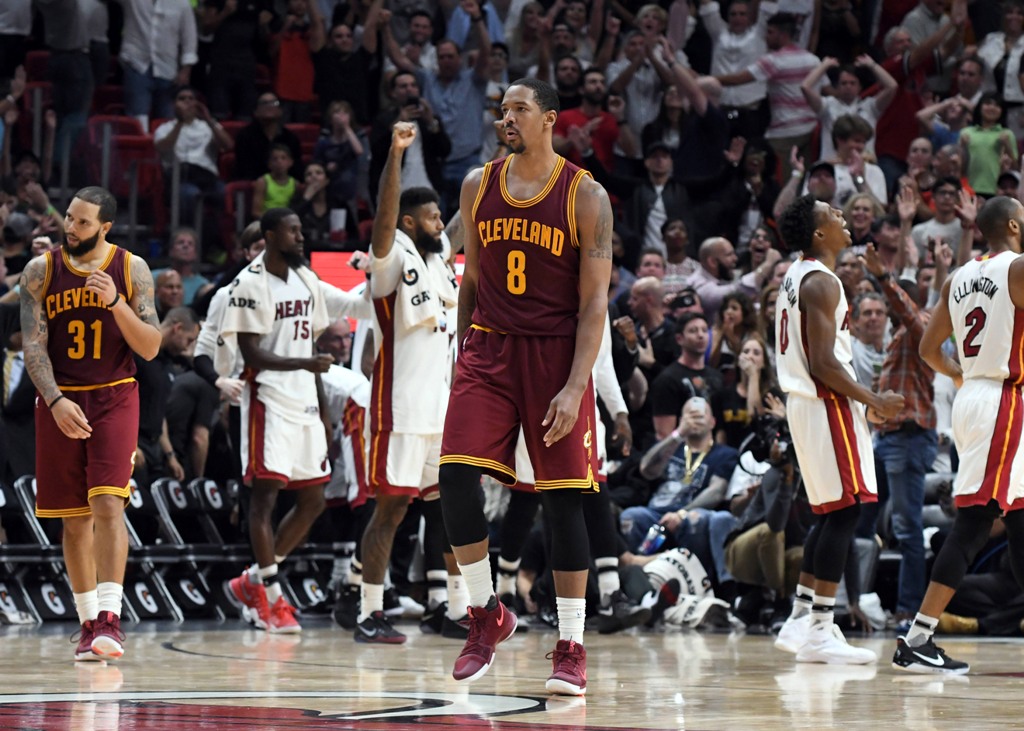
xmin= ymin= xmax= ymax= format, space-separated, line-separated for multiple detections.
xmin=813 ymin=504 xmax=860 ymax=584
xmin=541 ymin=490 xmax=590 ymax=572
xmin=438 ymin=463 xmax=489 ymax=547
xmin=582 ymin=487 xmax=618 ymax=560
xmin=499 ymin=490 xmax=541 ymax=561
xmin=931 ymin=502 xmax=1001 ymax=588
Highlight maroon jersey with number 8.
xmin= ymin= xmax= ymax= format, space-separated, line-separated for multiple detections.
xmin=470 ymin=155 xmax=592 ymax=337
xmin=42 ymin=246 xmax=136 ymax=388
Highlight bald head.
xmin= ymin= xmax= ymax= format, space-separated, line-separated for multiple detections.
xmin=977 ymin=196 xmax=1024 ymax=245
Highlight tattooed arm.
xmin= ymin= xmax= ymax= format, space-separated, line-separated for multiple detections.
xmin=541 ymin=176 xmax=613 ymax=446
xmin=86 ymin=255 xmax=162 ymax=360
xmin=20 ymin=256 xmax=92 ymax=438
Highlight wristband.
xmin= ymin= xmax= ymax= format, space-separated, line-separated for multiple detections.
xmin=670 ymin=428 xmax=683 ymax=440
xmin=107 ymin=292 xmax=122 ymax=309
xmin=470 ymin=15 xmax=483 ymax=23
xmin=791 ymin=169 xmax=803 ymax=178
xmin=48 ymin=394 xmax=65 ymax=409
xmin=5 ymin=94 xmax=15 ymax=105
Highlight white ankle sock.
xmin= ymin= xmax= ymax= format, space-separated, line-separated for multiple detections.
xmin=73 ymin=589 xmax=99 ymax=624
xmin=906 ymin=613 xmax=938 ymax=647
xmin=426 ymin=569 xmax=448 ymax=608
xmin=557 ymin=597 xmax=586 ymax=643
xmin=96 ymin=582 xmax=123 ymax=617
xmin=457 ymin=557 xmax=495 ymax=608
xmin=266 ymin=581 xmax=283 ymax=605
xmin=447 ymin=575 xmax=469 ymax=619
xmin=360 ymin=583 xmax=384 ymax=622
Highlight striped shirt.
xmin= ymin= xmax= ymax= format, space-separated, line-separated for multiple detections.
xmin=748 ymin=45 xmax=821 ymax=139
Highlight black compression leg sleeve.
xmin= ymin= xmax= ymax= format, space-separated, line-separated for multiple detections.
xmin=931 ymin=502 xmax=1001 ymax=588
xmin=582 ymin=487 xmax=619 ymax=560
xmin=813 ymin=504 xmax=860 ymax=584
xmin=801 ymin=519 xmax=822 ymax=576
xmin=499 ymin=489 xmax=541 ymax=562
xmin=438 ymin=463 xmax=489 ymax=547
xmin=540 ymin=489 xmax=590 ymax=572
xmin=421 ymin=498 xmax=448 ymax=573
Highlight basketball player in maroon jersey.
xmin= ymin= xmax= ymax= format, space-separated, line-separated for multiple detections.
xmin=438 ymin=78 xmax=613 ymax=696
xmin=19 ymin=186 xmax=161 ymax=661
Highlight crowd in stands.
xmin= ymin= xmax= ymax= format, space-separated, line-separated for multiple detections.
xmin=3 ymin=0 xmax=1024 ymax=638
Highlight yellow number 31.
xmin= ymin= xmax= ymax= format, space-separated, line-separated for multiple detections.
xmin=68 ymin=320 xmax=102 ymax=360
xmin=506 ymin=251 xmax=526 ymax=295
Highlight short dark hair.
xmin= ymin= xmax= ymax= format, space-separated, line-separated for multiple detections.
xmin=582 ymin=67 xmax=606 ymax=84
xmin=767 ymin=12 xmax=798 ymax=37
xmin=778 ymin=195 xmax=819 ymax=253
xmin=162 ymin=305 xmax=200 ymax=329
xmin=73 ymin=186 xmax=117 ymax=223
xmin=638 ymin=247 xmax=666 ymax=263
xmin=675 ymin=311 xmax=709 ymax=334
xmin=933 ymin=175 xmax=962 ymax=194
xmin=390 ymin=70 xmax=417 ymax=90
xmin=660 ymin=217 xmax=686 ymax=237
xmin=399 ymin=187 xmax=440 ymax=218
xmin=832 ymin=114 xmax=873 ymax=144
xmin=268 ymin=143 xmax=293 ymax=160
xmin=508 ymin=77 xmax=560 ymax=113
xmin=977 ymin=195 xmax=1022 ymax=241
xmin=260 ymin=207 xmax=296 ymax=237
xmin=408 ymin=9 xmax=433 ymax=24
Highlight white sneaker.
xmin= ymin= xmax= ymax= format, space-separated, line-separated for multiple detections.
xmin=795 ymin=622 xmax=877 ymax=665
xmin=774 ymin=613 xmax=811 ymax=654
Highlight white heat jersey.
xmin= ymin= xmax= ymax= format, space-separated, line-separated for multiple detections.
xmin=776 ymin=257 xmax=855 ymax=398
xmin=322 ymin=365 xmax=370 ymax=503
xmin=369 ymin=236 xmax=457 ymax=435
xmin=251 ymin=272 xmax=320 ymax=424
xmin=949 ymin=251 xmax=1024 ymax=382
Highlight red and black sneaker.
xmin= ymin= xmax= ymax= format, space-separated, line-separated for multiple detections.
xmin=91 ymin=611 xmax=126 ymax=660
xmin=452 ymin=597 xmax=517 ymax=683
xmin=73 ymin=620 xmax=101 ymax=662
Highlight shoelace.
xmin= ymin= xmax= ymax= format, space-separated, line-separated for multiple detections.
xmin=274 ymin=601 xmax=298 ymax=619
xmin=96 ymin=619 xmax=126 ymax=642
xmin=70 ymin=622 xmax=93 ymax=645
xmin=546 ymin=643 xmax=584 ymax=672
xmin=461 ymin=609 xmax=492 ymax=656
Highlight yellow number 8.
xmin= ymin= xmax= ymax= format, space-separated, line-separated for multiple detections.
xmin=507 ymin=251 xmax=526 ymax=295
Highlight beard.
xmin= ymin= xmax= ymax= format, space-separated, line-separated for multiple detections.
xmin=282 ymin=250 xmax=306 ymax=269
xmin=416 ymin=228 xmax=444 ymax=254
xmin=716 ymin=261 xmax=734 ymax=281
xmin=63 ymin=230 xmax=101 ymax=256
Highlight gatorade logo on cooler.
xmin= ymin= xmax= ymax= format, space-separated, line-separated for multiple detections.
xmin=40 ymin=583 xmax=66 ymax=614
xmin=136 ymin=583 xmax=159 ymax=613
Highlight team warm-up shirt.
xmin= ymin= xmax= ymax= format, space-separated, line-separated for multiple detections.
xmin=776 ymin=256 xmax=855 ymax=399
xmin=948 ymin=251 xmax=1024 ymax=383
xmin=43 ymin=246 xmax=136 ymax=388
xmin=471 ymin=154 xmax=591 ymax=337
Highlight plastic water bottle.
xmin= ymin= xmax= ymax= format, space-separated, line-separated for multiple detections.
xmin=639 ymin=524 xmax=666 ymax=555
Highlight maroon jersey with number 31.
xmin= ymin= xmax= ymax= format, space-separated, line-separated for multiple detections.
xmin=42 ymin=246 xmax=136 ymax=388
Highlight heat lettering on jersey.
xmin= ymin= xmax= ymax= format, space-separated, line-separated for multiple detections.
xmin=477 ymin=217 xmax=564 ymax=256
xmin=45 ymin=286 xmax=109 ymax=319
xmin=275 ymin=299 xmax=311 ymax=319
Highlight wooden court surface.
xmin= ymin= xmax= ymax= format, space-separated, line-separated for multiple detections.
xmin=2 ymin=619 xmax=1023 ymax=730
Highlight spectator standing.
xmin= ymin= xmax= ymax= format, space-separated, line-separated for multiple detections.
xmin=800 ymin=55 xmax=898 ymax=161
xmin=233 ymin=93 xmax=303 ymax=182
xmin=976 ymin=1 xmax=1024 ymax=139
xmin=715 ymin=13 xmax=821 ymax=181
xmin=698 ymin=0 xmax=772 ymax=139
xmin=311 ymin=1 xmax=386 ymax=126
xmin=0 ymin=0 xmax=31 ymax=82
xmin=271 ymin=0 xmax=324 ymax=123
xmin=959 ymin=93 xmax=1017 ymax=198
xmin=201 ymin=0 xmax=275 ymax=121
xmin=554 ymin=68 xmax=636 ymax=169
xmin=152 ymin=227 xmax=211 ymax=306
xmin=117 ymin=0 xmax=198 ymax=131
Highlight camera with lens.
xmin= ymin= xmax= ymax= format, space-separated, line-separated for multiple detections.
xmin=740 ymin=414 xmax=795 ymax=466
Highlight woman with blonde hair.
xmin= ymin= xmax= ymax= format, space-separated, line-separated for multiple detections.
xmin=842 ymin=192 xmax=885 ymax=252
xmin=507 ymin=1 xmax=545 ymax=79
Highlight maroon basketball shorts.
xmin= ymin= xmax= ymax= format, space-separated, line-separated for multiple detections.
xmin=35 ymin=380 xmax=139 ymax=518
xmin=441 ymin=328 xmax=599 ymax=492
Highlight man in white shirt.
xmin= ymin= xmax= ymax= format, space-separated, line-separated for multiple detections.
xmin=153 ymin=87 xmax=234 ymax=227
xmin=911 ymin=176 xmax=965 ymax=257
xmin=699 ymin=0 xmax=772 ymax=138
xmin=116 ymin=0 xmax=197 ymax=131
xmin=800 ymin=55 xmax=899 ymax=160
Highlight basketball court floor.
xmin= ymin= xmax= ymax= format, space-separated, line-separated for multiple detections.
xmin=2 ymin=618 xmax=1023 ymax=730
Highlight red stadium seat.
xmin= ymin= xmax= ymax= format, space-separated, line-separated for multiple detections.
xmin=23 ymin=50 xmax=50 ymax=82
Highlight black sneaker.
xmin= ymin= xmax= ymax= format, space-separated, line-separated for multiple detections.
xmin=441 ymin=613 xmax=470 ymax=639
xmin=892 ymin=636 xmax=969 ymax=675
xmin=647 ymin=579 xmax=681 ymax=627
xmin=354 ymin=610 xmax=407 ymax=644
xmin=597 ymin=589 xmax=653 ymax=634
xmin=332 ymin=585 xmax=359 ymax=630
xmin=420 ymin=601 xmax=447 ymax=634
